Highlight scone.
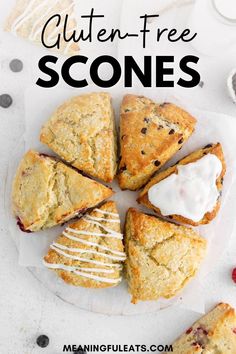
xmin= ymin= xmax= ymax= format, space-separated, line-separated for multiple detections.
xmin=125 ymin=208 xmax=206 ymax=304
xmin=117 ymin=95 xmax=196 ymax=190
xmin=168 ymin=303 xmax=236 ymax=353
xmin=12 ymin=150 xmax=113 ymax=232
xmin=4 ymin=0 xmax=79 ymax=55
xmin=40 ymin=92 xmax=117 ymax=183
xmin=44 ymin=201 xmax=126 ymax=288
xmin=138 ymin=143 xmax=226 ymax=226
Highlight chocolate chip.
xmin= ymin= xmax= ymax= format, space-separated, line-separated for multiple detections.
xmin=158 ymin=125 xmax=163 ymax=130
xmin=141 ymin=128 xmax=147 ymax=134
xmin=204 ymin=144 xmax=212 ymax=149
xmin=169 ymin=129 xmax=175 ymax=135
xmin=0 ymin=94 xmax=13 ymax=108
xmin=141 ymin=150 xmax=145 ymax=155
xmin=159 ymin=102 xmax=169 ymax=107
xmin=144 ymin=117 xmax=149 ymax=123
xmin=178 ymin=138 xmax=184 ymax=144
xmin=9 ymin=58 xmax=23 ymax=72
xmin=119 ymin=165 xmax=126 ymax=172
xmin=154 ymin=160 xmax=161 ymax=166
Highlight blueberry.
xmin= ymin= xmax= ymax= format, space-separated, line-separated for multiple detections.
xmin=36 ymin=335 xmax=49 ymax=348
xmin=9 ymin=58 xmax=23 ymax=72
xmin=0 ymin=94 xmax=13 ymax=108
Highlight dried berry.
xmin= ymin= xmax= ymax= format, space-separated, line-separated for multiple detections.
xmin=232 ymin=268 xmax=236 ymax=283
xmin=141 ymin=128 xmax=147 ymax=134
xmin=144 ymin=117 xmax=149 ymax=123
xmin=141 ymin=150 xmax=145 ymax=155
xmin=186 ymin=327 xmax=192 ymax=334
xmin=169 ymin=129 xmax=175 ymax=135
xmin=178 ymin=138 xmax=184 ymax=144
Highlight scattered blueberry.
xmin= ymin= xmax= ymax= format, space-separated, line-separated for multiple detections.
xmin=0 ymin=94 xmax=13 ymax=108
xmin=36 ymin=335 xmax=49 ymax=348
xmin=9 ymin=58 xmax=23 ymax=73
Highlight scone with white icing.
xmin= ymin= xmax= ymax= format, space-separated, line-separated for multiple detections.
xmin=125 ymin=208 xmax=207 ymax=304
xmin=40 ymin=92 xmax=117 ymax=183
xmin=44 ymin=201 xmax=126 ymax=288
xmin=4 ymin=0 xmax=79 ymax=55
xmin=12 ymin=150 xmax=113 ymax=232
xmin=168 ymin=303 xmax=236 ymax=353
xmin=138 ymin=143 xmax=226 ymax=226
xmin=118 ymin=95 xmax=196 ymax=190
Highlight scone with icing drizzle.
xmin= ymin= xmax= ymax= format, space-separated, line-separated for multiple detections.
xmin=125 ymin=208 xmax=206 ymax=304
xmin=40 ymin=92 xmax=117 ymax=183
xmin=12 ymin=150 xmax=113 ymax=232
xmin=138 ymin=143 xmax=226 ymax=226
xmin=4 ymin=0 xmax=79 ymax=55
xmin=44 ymin=201 xmax=126 ymax=288
xmin=117 ymin=95 xmax=196 ymax=190
xmin=167 ymin=303 xmax=236 ymax=353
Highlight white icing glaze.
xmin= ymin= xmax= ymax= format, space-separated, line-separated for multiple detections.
xmin=45 ymin=207 xmax=124 ymax=284
xmin=43 ymin=261 xmax=115 ymax=274
xmin=148 ymin=154 xmax=222 ymax=222
xmin=43 ymin=261 xmax=121 ymax=284
xmin=66 ymin=227 xmax=122 ymax=239
xmin=85 ymin=215 xmax=120 ymax=223
xmin=94 ymin=209 xmax=119 ymax=217
xmin=52 ymin=242 xmax=126 ymax=261
xmin=83 ymin=216 xmax=123 ymax=239
xmin=63 ymin=231 xmax=126 ymax=256
xmin=10 ymin=0 xmax=77 ymax=54
xmin=50 ymin=244 xmax=122 ymax=268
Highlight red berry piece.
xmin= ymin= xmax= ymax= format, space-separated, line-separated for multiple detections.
xmin=232 ymin=268 xmax=236 ymax=283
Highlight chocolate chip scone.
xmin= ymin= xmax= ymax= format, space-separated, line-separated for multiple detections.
xmin=4 ymin=0 xmax=79 ymax=55
xmin=117 ymin=95 xmax=196 ymax=190
xmin=12 ymin=150 xmax=113 ymax=232
xmin=125 ymin=208 xmax=207 ymax=304
xmin=168 ymin=303 xmax=236 ymax=353
xmin=138 ymin=143 xmax=226 ymax=226
xmin=44 ymin=201 xmax=126 ymax=288
xmin=40 ymin=92 xmax=117 ymax=183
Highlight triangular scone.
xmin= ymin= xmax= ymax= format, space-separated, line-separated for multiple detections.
xmin=117 ymin=95 xmax=196 ymax=190
xmin=169 ymin=303 xmax=236 ymax=353
xmin=138 ymin=143 xmax=226 ymax=226
xmin=12 ymin=150 xmax=113 ymax=232
xmin=4 ymin=0 xmax=79 ymax=55
xmin=40 ymin=93 xmax=117 ymax=183
xmin=125 ymin=208 xmax=206 ymax=304
xmin=44 ymin=201 xmax=126 ymax=288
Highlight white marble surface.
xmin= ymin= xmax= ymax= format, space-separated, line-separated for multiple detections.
xmin=1 ymin=1 xmax=236 ymax=353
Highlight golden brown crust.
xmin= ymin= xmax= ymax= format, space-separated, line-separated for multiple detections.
xmin=40 ymin=92 xmax=117 ymax=183
xmin=168 ymin=303 xmax=236 ymax=353
xmin=12 ymin=150 xmax=113 ymax=232
xmin=4 ymin=0 xmax=79 ymax=55
xmin=138 ymin=143 xmax=226 ymax=226
xmin=124 ymin=208 xmax=207 ymax=304
xmin=118 ymin=95 xmax=196 ymax=190
xmin=44 ymin=201 xmax=125 ymax=288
